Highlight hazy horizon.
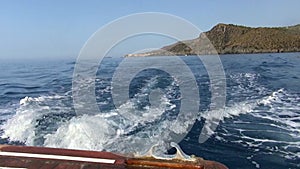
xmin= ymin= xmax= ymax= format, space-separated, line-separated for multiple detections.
xmin=1 ymin=0 xmax=300 ymax=59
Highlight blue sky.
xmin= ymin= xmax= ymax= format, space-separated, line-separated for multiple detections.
xmin=1 ymin=0 xmax=300 ymax=59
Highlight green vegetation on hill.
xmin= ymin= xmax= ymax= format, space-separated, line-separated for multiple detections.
xmin=126 ymin=23 xmax=300 ymax=57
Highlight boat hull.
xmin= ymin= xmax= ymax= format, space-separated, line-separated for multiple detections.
xmin=0 ymin=145 xmax=228 ymax=169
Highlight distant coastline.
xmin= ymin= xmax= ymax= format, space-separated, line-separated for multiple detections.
xmin=125 ymin=23 xmax=300 ymax=57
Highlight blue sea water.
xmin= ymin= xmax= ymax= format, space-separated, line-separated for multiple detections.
xmin=0 ymin=53 xmax=299 ymax=169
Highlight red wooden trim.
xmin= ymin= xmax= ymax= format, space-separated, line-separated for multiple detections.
xmin=0 ymin=145 xmax=228 ymax=169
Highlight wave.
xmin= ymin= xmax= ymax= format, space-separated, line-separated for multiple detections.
xmin=1 ymin=94 xmax=73 ymax=145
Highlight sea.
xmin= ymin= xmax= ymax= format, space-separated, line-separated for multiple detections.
xmin=0 ymin=52 xmax=299 ymax=169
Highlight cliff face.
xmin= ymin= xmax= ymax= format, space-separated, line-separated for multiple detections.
xmin=126 ymin=24 xmax=300 ymax=56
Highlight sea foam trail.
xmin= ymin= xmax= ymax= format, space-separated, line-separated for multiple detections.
xmin=199 ymin=72 xmax=300 ymax=166
xmin=1 ymin=71 xmax=299 ymax=163
xmin=213 ymin=88 xmax=300 ymax=164
xmin=1 ymin=76 xmax=185 ymax=154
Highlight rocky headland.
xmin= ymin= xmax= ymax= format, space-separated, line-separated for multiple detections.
xmin=125 ymin=23 xmax=300 ymax=57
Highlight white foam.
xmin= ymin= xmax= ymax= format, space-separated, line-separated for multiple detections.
xmin=257 ymin=88 xmax=300 ymax=129
xmin=44 ymin=114 xmax=114 ymax=150
xmin=19 ymin=95 xmax=63 ymax=106
xmin=43 ymin=94 xmax=181 ymax=154
xmin=200 ymin=100 xmax=257 ymax=122
xmin=1 ymin=94 xmax=67 ymax=145
xmin=258 ymin=88 xmax=285 ymax=106
xmin=1 ymin=108 xmax=36 ymax=144
xmin=42 ymin=76 xmax=189 ymax=154
xmin=213 ymin=87 xmax=300 ymax=160
xmin=197 ymin=100 xmax=257 ymax=137
xmin=2 ymin=75 xmax=190 ymax=155
xmin=0 ymin=105 xmax=16 ymax=121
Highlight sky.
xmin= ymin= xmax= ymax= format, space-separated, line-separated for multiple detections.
xmin=1 ymin=0 xmax=300 ymax=60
